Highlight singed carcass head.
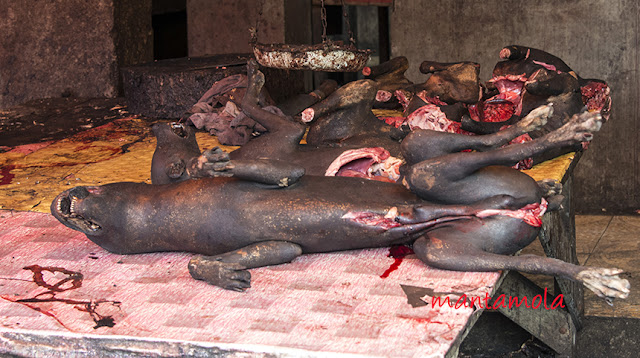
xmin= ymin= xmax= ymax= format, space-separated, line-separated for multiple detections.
xmin=50 ymin=181 xmax=211 ymax=255
xmin=150 ymin=122 xmax=201 ymax=184
xmin=51 ymin=184 xmax=132 ymax=253
xmin=468 ymin=45 xmax=609 ymax=138
xmin=396 ymin=61 xmax=482 ymax=128
xmin=417 ymin=60 xmax=483 ymax=105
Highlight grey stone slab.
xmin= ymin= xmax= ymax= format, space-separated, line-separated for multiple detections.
xmin=121 ymin=54 xmax=249 ymax=119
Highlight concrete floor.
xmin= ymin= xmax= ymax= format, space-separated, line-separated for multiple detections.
xmin=522 ymin=215 xmax=640 ymax=318
xmin=576 ymin=215 xmax=640 ymax=318
xmin=461 ymin=215 xmax=640 ymax=357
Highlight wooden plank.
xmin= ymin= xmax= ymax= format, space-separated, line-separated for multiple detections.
xmin=445 ymin=273 xmax=508 ymax=358
xmin=539 ymin=175 xmax=585 ymax=330
xmin=494 ymin=271 xmax=576 ymax=357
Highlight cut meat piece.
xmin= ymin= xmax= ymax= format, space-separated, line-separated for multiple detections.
xmin=581 ymin=81 xmax=611 ymax=121
xmin=326 ymin=147 xmax=403 ymax=183
xmin=406 ymin=105 xmax=471 ymax=135
xmin=476 ymin=198 xmax=548 ymax=227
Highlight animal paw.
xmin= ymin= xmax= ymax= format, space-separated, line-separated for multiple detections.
xmin=576 ymin=267 xmax=630 ymax=302
xmin=537 ymin=179 xmax=562 ymax=197
xmin=188 ymin=147 xmax=235 ymax=178
xmin=549 ymin=110 xmax=603 ymax=144
xmin=537 ymin=179 xmax=564 ymax=211
xmin=166 ymin=159 xmax=186 ymax=179
xmin=188 ymin=256 xmax=251 ymax=291
xmin=516 ymin=104 xmax=552 ymax=133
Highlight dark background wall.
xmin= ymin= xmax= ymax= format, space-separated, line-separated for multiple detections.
xmin=390 ymin=0 xmax=639 ymax=214
xmin=0 ymin=0 xmax=152 ymax=109
xmin=187 ymin=0 xmax=286 ymax=57
xmin=0 ymin=0 xmax=636 ymax=213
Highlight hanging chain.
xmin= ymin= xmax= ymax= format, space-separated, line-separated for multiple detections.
xmin=251 ymin=0 xmax=266 ymax=44
xmin=255 ymin=0 xmax=355 ymax=50
xmin=320 ymin=0 xmax=329 ymax=45
xmin=341 ymin=0 xmax=356 ymax=47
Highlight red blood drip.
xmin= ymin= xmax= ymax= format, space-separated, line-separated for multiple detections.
xmin=0 ymin=265 xmax=120 ymax=330
xmin=25 ymin=265 xmax=84 ymax=292
xmin=0 ymin=165 xmax=16 ymax=185
xmin=380 ymin=245 xmax=414 ymax=278
xmin=389 ymin=245 xmax=414 ymax=258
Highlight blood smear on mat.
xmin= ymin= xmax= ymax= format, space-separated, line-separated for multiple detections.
xmin=380 ymin=245 xmax=414 ymax=278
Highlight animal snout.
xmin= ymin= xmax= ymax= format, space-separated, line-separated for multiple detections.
xmin=69 ymin=186 xmax=90 ymax=200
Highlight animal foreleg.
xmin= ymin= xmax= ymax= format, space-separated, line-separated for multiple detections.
xmin=402 ymin=105 xmax=549 ymax=163
xmin=408 ymin=107 xmax=601 ymax=183
xmin=242 ymin=59 xmax=305 ymax=136
xmin=231 ymin=159 xmax=305 ymax=186
xmin=302 ymin=80 xmax=377 ymax=123
xmin=188 ymin=241 xmax=302 ymax=291
xmin=188 ymin=147 xmax=305 ymax=186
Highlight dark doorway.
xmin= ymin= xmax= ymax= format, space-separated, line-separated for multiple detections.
xmin=152 ymin=0 xmax=188 ymax=60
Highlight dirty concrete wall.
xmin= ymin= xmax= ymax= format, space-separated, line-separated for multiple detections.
xmin=186 ymin=0 xmax=311 ymax=102
xmin=390 ymin=0 xmax=639 ymax=214
xmin=113 ymin=0 xmax=154 ymax=92
xmin=187 ymin=0 xmax=285 ymax=56
xmin=0 ymin=0 xmax=152 ymax=109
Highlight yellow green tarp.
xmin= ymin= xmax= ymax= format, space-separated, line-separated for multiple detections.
xmin=0 ymin=115 xmax=573 ymax=213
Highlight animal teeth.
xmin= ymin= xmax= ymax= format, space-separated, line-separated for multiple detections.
xmin=70 ymin=197 xmax=77 ymax=215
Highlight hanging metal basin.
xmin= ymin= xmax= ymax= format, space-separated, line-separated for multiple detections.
xmin=253 ymin=43 xmax=371 ymax=72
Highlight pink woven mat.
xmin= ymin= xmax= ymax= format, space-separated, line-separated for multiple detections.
xmin=0 ymin=210 xmax=500 ymax=357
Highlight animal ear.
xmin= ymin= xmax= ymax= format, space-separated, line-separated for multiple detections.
xmin=499 ymin=45 xmax=526 ymax=60
xmin=166 ymin=160 xmax=186 ymax=179
xmin=419 ymin=61 xmax=446 ymax=74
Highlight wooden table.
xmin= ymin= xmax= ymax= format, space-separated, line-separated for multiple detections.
xmin=0 ymin=116 xmax=583 ymax=357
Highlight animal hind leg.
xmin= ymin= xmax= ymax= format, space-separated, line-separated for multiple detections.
xmin=412 ymin=235 xmax=630 ymax=301
xmin=402 ymin=103 xmax=552 ymax=164
xmin=406 ymin=108 xmax=601 ymax=184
